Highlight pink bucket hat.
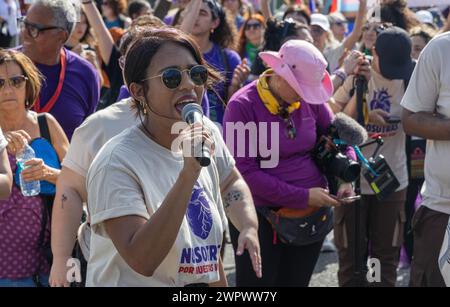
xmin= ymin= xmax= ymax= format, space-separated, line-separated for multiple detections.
xmin=259 ymin=40 xmax=333 ymax=105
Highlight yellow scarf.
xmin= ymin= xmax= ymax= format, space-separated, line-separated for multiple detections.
xmin=256 ymin=69 xmax=301 ymax=115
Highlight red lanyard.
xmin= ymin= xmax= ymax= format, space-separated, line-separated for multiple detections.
xmin=33 ymin=49 xmax=66 ymax=113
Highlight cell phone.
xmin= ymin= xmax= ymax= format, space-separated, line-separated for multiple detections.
xmin=385 ymin=116 xmax=401 ymax=124
xmin=339 ymin=195 xmax=361 ymax=202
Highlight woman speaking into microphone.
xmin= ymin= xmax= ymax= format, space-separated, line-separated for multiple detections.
xmin=85 ymin=28 xmax=244 ymax=287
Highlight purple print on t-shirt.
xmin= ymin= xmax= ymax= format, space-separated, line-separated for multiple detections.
xmin=186 ymin=182 xmax=213 ymax=240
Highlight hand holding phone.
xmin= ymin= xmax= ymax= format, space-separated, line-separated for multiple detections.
xmin=384 ymin=116 xmax=401 ymax=124
xmin=339 ymin=195 xmax=361 ymax=203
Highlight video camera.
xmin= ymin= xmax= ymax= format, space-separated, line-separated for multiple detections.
xmin=313 ymin=113 xmax=367 ymax=183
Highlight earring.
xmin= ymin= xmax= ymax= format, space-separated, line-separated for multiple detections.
xmin=136 ymin=99 xmax=147 ymax=115
xmin=141 ymin=101 xmax=148 ymax=115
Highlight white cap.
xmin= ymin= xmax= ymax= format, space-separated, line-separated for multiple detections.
xmin=311 ymin=13 xmax=331 ymax=32
xmin=415 ymin=10 xmax=434 ymax=25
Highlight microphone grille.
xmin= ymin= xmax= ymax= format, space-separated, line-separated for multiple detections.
xmin=181 ymin=103 xmax=203 ymax=121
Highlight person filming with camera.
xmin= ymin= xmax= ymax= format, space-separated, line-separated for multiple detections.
xmin=331 ymin=26 xmax=415 ymax=287
xmin=223 ymin=40 xmax=357 ymax=287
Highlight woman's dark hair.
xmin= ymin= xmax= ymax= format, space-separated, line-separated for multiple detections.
xmin=124 ymin=28 xmax=222 ymax=115
xmin=128 ymin=0 xmax=151 ymax=19
xmin=410 ymin=25 xmax=437 ymax=45
xmin=237 ymin=14 xmax=265 ymax=58
xmin=105 ymin=0 xmax=127 ymax=17
xmin=250 ymin=18 xmax=308 ymax=76
xmin=262 ymin=18 xmax=307 ymax=52
xmin=282 ymin=4 xmax=311 ymax=25
xmin=205 ymin=0 xmax=238 ymax=50
xmin=0 ymin=49 xmax=42 ymax=109
xmin=118 ymin=18 xmax=165 ymax=56
xmin=378 ymin=0 xmax=419 ymax=31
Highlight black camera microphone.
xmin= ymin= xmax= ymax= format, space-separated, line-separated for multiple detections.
xmin=181 ymin=103 xmax=211 ymax=167
xmin=331 ymin=112 xmax=368 ymax=146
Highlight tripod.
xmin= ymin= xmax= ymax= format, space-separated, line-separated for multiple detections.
xmin=352 ymin=75 xmax=368 ymax=286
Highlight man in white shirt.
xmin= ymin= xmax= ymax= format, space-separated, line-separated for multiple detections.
xmin=401 ymin=32 xmax=450 ymax=287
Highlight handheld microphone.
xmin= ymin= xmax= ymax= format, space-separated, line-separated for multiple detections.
xmin=181 ymin=103 xmax=211 ymax=167
xmin=332 ymin=112 xmax=368 ymax=146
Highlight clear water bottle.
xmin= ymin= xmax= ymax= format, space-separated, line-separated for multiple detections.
xmin=16 ymin=144 xmax=40 ymax=197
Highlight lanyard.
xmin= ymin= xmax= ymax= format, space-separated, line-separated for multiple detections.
xmin=33 ymin=49 xmax=66 ymax=113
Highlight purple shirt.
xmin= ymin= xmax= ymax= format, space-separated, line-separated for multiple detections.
xmin=203 ymin=43 xmax=241 ymax=123
xmin=223 ymin=81 xmax=336 ymax=209
xmin=36 ymin=48 xmax=100 ymax=140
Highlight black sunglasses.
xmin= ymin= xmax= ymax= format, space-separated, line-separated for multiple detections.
xmin=142 ymin=65 xmax=208 ymax=90
xmin=18 ymin=17 xmax=64 ymax=39
xmin=0 ymin=75 xmax=28 ymax=90
xmin=245 ymin=23 xmax=261 ymax=30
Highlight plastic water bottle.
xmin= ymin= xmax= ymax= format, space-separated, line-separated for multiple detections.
xmin=16 ymin=144 xmax=40 ymax=197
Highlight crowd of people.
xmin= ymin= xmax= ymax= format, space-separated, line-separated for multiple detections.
xmin=0 ymin=0 xmax=449 ymax=287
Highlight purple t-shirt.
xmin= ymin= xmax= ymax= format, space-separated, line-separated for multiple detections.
xmin=35 ymin=49 xmax=100 ymax=140
xmin=203 ymin=43 xmax=241 ymax=123
xmin=116 ymin=85 xmax=211 ymax=118
xmin=223 ymin=81 xmax=336 ymax=209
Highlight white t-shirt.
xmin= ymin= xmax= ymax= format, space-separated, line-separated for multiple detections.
xmin=334 ymin=68 xmax=408 ymax=195
xmin=86 ymin=124 xmax=229 ymax=287
xmin=62 ymin=98 xmax=138 ymax=177
xmin=0 ymin=127 xmax=7 ymax=152
xmin=64 ymin=98 xmax=235 ymax=262
xmin=324 ymin=42 xmax=346 ymax=73
xmin=401 ymin=32 xmax=450 ymax=215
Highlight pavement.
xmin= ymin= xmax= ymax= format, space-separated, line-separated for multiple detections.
xmin=223 ymin=235 xmax=411 ymax=287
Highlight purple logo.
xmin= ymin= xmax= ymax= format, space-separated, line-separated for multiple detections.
xmin=186 ymin=182 xmax=213 ymax=239
xmin=370 ymin=88 xmax=392 ymax=113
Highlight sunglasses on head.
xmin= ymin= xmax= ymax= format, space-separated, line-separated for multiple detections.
xmin=245 ymin=22 xmax=261 ymax=30
xmin=0 ymin=75 xmax=28 ymax=90
xmin=142 ymin=65 xmax=208 ymax=90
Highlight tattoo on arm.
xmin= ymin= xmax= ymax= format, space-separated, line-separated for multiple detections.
xmin=224 ymin=190 xmax=243 ymax=209
xmin=61 ymin=194 xmax=67 ymax=209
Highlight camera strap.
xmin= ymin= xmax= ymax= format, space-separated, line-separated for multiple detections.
xmin=353 ymin=145 xmax=378 ymax=177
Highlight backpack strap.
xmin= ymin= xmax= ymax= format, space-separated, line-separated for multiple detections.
xmin=33 ymin=114 xmax=54 ymax=286
xmin=37 ymin=113 xmax=52 ymax=144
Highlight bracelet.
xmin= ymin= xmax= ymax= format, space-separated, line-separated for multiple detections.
xmin=333 ymin=69 xmax=347 ymax=83
xmin=82 ymin=0 xmax=93 ymax=4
